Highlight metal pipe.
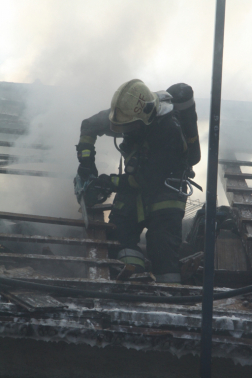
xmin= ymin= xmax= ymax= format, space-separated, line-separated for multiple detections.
xmin=200 ymin=1 xmax=226 ymax=377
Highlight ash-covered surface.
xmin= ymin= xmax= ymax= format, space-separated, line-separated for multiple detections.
xmin=0 ymin=285 xmax=252 ymax=370
xmin=1 ymin=337 xmax=252 ymax=378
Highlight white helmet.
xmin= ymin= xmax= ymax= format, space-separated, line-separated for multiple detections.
xmin=109 ymin=79 xmax=159 ymax=133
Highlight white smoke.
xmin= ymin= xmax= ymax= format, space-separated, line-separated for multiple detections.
xmin=1 ymin=0 xmax=252 ymax=218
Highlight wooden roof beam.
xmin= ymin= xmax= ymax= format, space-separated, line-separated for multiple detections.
xmin=0 ymin=211 xmax=116 ymax=229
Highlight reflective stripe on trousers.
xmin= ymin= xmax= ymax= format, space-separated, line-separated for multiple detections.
xmin=136 ymin=195 xmax=186 ymax=223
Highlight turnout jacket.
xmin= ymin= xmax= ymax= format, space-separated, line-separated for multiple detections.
xmin=77 ymin=99 xmax=200 ymax=221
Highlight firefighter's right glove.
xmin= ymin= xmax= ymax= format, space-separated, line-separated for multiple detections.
xmin=93 ymin=174 xmax=118 ymax=195
xmin=76 ymin=143 xmax=98 ymax=179
xmin=166 ymin=83 xmax=195 ymax=111
xmin=77 ymin=164 xmax=93 ymax=180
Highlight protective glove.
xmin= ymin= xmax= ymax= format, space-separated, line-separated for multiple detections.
xmin=76 ymin=143 xmax=98 ymax=179
xmin=77 ymin=164 xmax=93 ymax=179
xmin=90 ymin=173 xmax=141 ymax=198
xmin=93 ymin=174 xmax=118 ymax=195
xmin=166 ymin=83 xmax=194 ymax=111
xmin=167 ymin=83 xmax=200 ymax=167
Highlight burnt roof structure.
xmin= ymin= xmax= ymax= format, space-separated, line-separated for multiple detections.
xmin=0 ymin=81 xmax=252 ymax=377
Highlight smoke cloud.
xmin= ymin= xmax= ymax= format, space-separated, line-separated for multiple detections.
xmin=0 ymin=0 xmax=252 ymax=219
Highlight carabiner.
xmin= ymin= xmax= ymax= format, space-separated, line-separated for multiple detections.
xmin=164 ymin=178 xmax=193 ymax=197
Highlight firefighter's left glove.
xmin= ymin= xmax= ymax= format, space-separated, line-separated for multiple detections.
xmin=166 ymin=83 xmax=195 ymax=111
xmin=93 ymin=174 xmax=119 ymax=195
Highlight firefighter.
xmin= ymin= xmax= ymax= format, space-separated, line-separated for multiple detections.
xmin=76 ymin=79 xmax=201 ymax=283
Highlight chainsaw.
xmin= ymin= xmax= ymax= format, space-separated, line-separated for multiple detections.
xmin=74 ymin=174 xmax=110 ymax=228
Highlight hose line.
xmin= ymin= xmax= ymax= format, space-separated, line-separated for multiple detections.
xmin=114 ymin=136 xmax=122 ymax=153
xmin=0 ymin=276 xmax=252 ymax=305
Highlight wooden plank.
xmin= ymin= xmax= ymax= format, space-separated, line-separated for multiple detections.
xmin=219 ymin=159 xmax=252 ymax=167
xmin=0 ymin=154 xmax=44 ymax=163
xmin=224 ymin=172 xmax=252 ymax=180
xmin=0 ymin=141 xmax=50 ymax=150
xmin=0 ymin=127 xmax=27 ymax=135
xmin=227 ymin=187 xmax=252 ymax=193
xmin=0 ymin=276 xmax=206 ymax=296
xmin=227 ymin=177 xmax=248 ymax=189
xmin=0 ymin=233 xmax=120 ymax=247
xmin=233 ymin=202 xmax=252 ymax=207
xmin=239 ymin=209 xmax=252 ymax=223
xmin=233 ymin=195 xmax=252 ymax=205
xmin=0 ymin=211 xmax=116 ymax=230
xmin=218 ymin=162 xmax=241 ymax=206
xmin=0 ymin=252 xmax=124 ymax=266
xmin=0 ymin=168 xmax=57 ymax=177
xmin=224 ymin=165 xmax=252 ymax=205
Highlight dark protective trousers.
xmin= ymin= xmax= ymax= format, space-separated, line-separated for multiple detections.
xmin=108 ymin=191 xmax=184 ymax=275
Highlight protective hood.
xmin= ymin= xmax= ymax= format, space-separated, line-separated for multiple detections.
xmin=155 ymin=90 xmax=174 ymax=117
